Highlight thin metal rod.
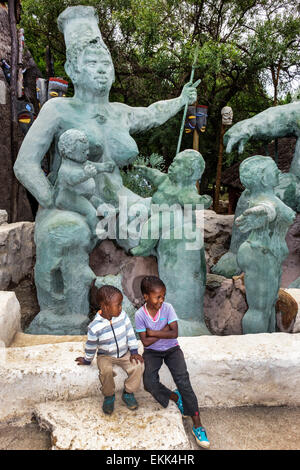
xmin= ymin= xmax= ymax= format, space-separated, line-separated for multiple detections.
xmin=176 ymin=45 xmax=200 ymax=155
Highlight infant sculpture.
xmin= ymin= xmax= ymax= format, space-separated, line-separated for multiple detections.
xmin=13 ymin=5 xmax=208 ymax=335
xmin=236 ymin=156 xmax=295 ymax=333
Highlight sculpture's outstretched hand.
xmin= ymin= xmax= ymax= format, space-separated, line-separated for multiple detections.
xmin=84 ymin=163 xmax=97 ymax=178
xmin=235 ymin=205 xmax=273 ymax=233
xmin=180 ymin=79 xmax=201 ymax=105
xmin=224 ymin=121 xmax=251 ymax=154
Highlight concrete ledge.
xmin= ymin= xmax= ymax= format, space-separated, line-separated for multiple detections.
xmin=1 ymin=333 xmax=300 ymax=420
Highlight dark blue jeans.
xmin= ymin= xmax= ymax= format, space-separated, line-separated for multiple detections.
xmin=143 ymin=345 xmax=199 ymax=416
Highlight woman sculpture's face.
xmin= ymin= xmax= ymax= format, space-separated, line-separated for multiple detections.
xmin=77 ymin=46 xmax=114 ymax=95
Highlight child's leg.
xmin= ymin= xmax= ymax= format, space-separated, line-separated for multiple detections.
xmin=164 ymin=347 xmax=201 ymax=425
xmin=143 ymin=350 xmax=173 ymax=407
xmin=116 ymin=352 xmax=144 ymax=393
xmin=97 ymin=355 xmax=116 ymax=397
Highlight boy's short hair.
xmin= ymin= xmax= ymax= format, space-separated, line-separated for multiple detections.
xmin=140 ymin=276 xmax=166 ymax=295
xmin=97 ymin=285 xmax=122 ymax=307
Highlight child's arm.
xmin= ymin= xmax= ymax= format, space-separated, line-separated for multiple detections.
xmin=134 ymin=165 xmax=167 ymax=187
xmin=146 ymin=321 xmax=178 ymax=340
xmin=75 ymin=327 xmax=98 ymax=365
xmin=138 ymin=325 xmax=172 ymax=346
xmin=89 ymin=161 xmax=115 ymax=174
xmin=124 ymin=313 xmax=143 ymax=363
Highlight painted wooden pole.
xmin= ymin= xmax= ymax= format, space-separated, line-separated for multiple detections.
xmin=8 ymin=0 xmax=19 ymax=222
xmin=192 ymin=105 xmax=200 ymax=193
xmin=213 ymin=122 xmax=225 ymax=213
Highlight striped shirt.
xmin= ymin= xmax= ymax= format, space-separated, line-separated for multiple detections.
xmin=84 ymin=310 xmax=139 ymax=363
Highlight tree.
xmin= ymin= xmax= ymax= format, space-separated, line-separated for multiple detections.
xmin=20 ymin=0 xmax=300 ymax=189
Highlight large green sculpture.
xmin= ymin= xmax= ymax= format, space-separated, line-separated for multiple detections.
xmin=13 ymin=6 xmax=199 ymax=334
xmin=131 ymin=150 xmax=212 ymax=335
xmin=235 ymin=156 xmax=295 ymax=333
xmin=213 ymin=102 xmax=300 ymax=278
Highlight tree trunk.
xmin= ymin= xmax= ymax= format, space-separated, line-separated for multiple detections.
xmin=45 ymin=45 xmax=54 ymax=78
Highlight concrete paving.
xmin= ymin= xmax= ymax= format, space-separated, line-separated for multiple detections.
xmin=1 ymin=405 xmax=300 ymax=450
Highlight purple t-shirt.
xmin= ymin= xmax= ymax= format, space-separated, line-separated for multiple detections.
xmin=135 ymin=302 xmax=179 ymax=351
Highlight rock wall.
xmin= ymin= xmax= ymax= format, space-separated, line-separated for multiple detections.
xmin=0 ymin=219 xmax=35 ymax=290
xmin=203 ymin=210 xmax=234 ymax=270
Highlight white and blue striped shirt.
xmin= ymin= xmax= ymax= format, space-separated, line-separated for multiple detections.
xmin=84 ymin=310 xmax=139 ymax=363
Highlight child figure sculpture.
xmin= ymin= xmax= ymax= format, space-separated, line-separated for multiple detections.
xmin=131 ymin=149 xmax=212 ymax=257
xmin=235 ymin=156 xmax=296 ymax=334
xmin=55 ymin=129 xmax=114 ymax=231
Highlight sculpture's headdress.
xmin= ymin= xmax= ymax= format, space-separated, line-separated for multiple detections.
xmin=57 ymin=6 xmax=112 ymax=82
xmin=57 ymin=6 xmax=108 ymax=52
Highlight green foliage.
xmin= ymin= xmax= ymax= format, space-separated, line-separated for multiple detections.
xmin=20 ymin=0 xmax=300 ymax=189
xmin=120 ymin=153 xmax=165 ymax=197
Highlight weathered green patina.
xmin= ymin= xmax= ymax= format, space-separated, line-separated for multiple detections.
xmin=235 ymin=156 xmax=295 ymax=333
xmin=14 ymin=6 xmax=199 ymax=335
xmin=131 ymin=150 xmax=212 ymax=335
xmin=213 ymin=102 xmax=300 ymax=278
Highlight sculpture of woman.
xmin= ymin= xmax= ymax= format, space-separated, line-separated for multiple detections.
xmin=235 ymin=156 xmax=296 ymax=334
xmin=14 ymin=6 xmax=199 ymax=334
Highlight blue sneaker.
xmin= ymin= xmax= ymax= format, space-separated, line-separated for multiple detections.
xmin=102 ymin=395 xmax=115 ymax=415
xmin=192 ymin=426 xmax=210 ymax=449
xmin=122 ymin=390 xmax=138 ymax=410
xmin=173 ymin=389 xmax=187 ymax=417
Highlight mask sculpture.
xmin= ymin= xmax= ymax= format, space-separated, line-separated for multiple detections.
xmin=47 ymin=77 xmax=68 ymax=100
xmin=16 ymin=100 xmax=35 ymax=135
xmin=221 ymin=106 xmax=233 ymax=126
xmin=184 ymin=105 xmax=208 ymax=134
xmin=14 ymin=6 xmax=201 ymax=335
xmin=235 ymin=156 xmax=295 ymax=333
xmin=36 ymin=78 xmax=48 ymax=108
xmin=196 ymin=105 xmax=208 ymax=133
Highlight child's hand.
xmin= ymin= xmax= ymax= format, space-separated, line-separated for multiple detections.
xmin=130 ymin=353 xmax=144 ymax=364
xmin=75 ymin=356 xmax=90 ymax=365
xmin=84 ymin=163 xmax=97 ymax=178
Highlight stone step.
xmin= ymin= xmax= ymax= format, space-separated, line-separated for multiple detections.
xmin=33 ymin=394 xmax=190 ymax=450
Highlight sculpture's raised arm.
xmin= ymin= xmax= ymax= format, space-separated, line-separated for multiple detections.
xmin=235 ymin=203 xmax=276 ymax=233
xmin=134 ymin=165 xmax=167 ymax=187
xmin=224 ymin=102 xmax=300 ymax=154
xmin=127 ymin=80 xmax=200 ymax=134
xmin=14 ymin=99 xmax=59 ymax=208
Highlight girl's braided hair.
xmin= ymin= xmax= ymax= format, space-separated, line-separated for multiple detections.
xmin=140 ymin=276 xmax=166 ymax=295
